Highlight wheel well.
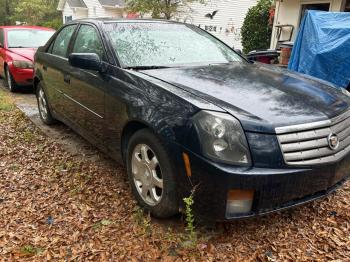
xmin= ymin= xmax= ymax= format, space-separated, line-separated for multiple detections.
xmin=121 ymin=121 xmax=149 ymax=162
xmin=33 ymin=77 xmax=40 ymax=93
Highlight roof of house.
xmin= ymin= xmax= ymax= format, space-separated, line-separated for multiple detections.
xmin=58 ymin=0 xmax=125 ymax=10
xmin=68 ymin=0 xmax=87 ymax=8
xmin=57 ymin=0 xmax=87 ymax=10
xmin=98 ymin=0 xmax=125 ymax=7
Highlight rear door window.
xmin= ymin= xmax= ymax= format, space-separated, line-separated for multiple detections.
xmin=52 ymin=25 xmax=77 ymax=58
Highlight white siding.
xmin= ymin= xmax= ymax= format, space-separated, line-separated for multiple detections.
xmin=75 ymin=9 xmax=89 ymax=19
xmin=84 ymin=0 xmax=106 ymax=18
xmin=104 ymin=8 xmax=124 ymax=18
xmin=61 ymin=0 xmax=124 ymax=22
xmin=61 ymin=0 xmax=257 ymax=49
xmin=62 ymin=2 xmax=88 ymax=22
xmin=62 ymin=2 xmax=74 ymax=23
xmin=176 ymin=0 xmax=257 ymax=49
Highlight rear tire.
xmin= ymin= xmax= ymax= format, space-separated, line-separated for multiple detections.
xmin=5 ymin=66 xmax=18 ymax=92
xmin=36 ymin=82 xmax=57 ymax=125
xmin=126 ymin=129 xmax=179 ymax=218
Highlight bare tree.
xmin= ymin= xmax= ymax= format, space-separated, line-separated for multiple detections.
xmin=126 ymin=0 xmax=205 ymax=20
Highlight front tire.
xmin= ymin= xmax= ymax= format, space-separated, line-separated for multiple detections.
xmin=36 ymin=83 xmax=57 ymax=125
xmin=126 ymin=129 xmax=179 ymax=218
xmin=5 ymin=66 xmax=18 ymax=92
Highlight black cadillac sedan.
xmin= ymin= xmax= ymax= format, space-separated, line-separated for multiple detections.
xmin=34 ymin=19 xmax=350 ymax=221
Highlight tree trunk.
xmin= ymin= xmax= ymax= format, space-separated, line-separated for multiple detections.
xmin=164 ymin=0 xmax=172 ymax=20
xmin=165 ymin=13 xmax=171 ymax=20
xmin=5 ymin=0 xmax=11 ymax=25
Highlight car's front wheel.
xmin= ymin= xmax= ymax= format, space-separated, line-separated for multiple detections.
xmin=36 ymin=83 xmax=57 ymax=125
xmin=126 ymin=129 xmax=179 ymax=218
xmin=5 ymin=66 xmax=18 ymax=92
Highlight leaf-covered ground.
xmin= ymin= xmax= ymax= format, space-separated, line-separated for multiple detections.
xmin=0 ymin=89 xmax=349 ymax=261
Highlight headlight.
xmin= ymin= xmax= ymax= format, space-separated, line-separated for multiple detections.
xmin=13 ymin=60 xmax=34 ymax=69
xmin=193 ymin=110 xmax=251 ymax=166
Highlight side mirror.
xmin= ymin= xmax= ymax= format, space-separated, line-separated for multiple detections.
xmin=69 ymin=53 xmax=101 ymax=71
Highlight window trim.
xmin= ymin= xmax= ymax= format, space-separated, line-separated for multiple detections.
xmin=69 ymin=23 xmax=108 ymax=62
xmin=48 ymin=23 xmax=79 ymax=59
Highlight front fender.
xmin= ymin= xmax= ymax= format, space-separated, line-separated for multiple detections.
xmin=105 ymin=67 xmax=206 ymax=162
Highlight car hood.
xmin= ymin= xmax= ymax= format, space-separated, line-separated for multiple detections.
xmin=141 ymin=63 xmax=350 ymax=133
xmin=8 ymin=48 xmax=36 ymax=62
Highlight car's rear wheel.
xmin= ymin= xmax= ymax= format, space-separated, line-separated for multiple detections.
xmin=126 ymin=129 xmax=179 ymax=218
xmin=5 ymin=66 xmax=18 ymax=92
xmin=36 ymin=83 xmax=57 ymax=125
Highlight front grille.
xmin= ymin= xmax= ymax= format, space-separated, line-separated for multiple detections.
xmin=276 ymin=110 xmax=350 ymax=166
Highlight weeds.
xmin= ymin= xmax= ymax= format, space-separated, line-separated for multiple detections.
xmin=133 ymin=207 xmax=152 ymax=236
xmin=20 ymin=245 xmax=44 ymax=256
xmin=22 ymin=129 xmax=35 ymax=142
xmin=8 ymin=164 xmax=20 ymax=172
xmin=182 ymin=191 xmax=197 ymax=248
xmin=0 ymin=90 xmax=14 ymax=112
xmin=93 ymin=219 xmax=113 ymax=231
xmin=165 ymin=227 xmax=179 ymax=243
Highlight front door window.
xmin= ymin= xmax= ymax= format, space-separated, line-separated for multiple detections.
xmin=51 ymin=25 xmax=77 ymax=58
xmin=72 ymin=25 xmax=105 ymax=61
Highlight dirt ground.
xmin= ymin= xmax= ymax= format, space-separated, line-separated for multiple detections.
xmin=0 ymin=84 xmax=349 ymax=261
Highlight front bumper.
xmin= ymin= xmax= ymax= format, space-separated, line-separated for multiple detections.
xmin=180 ymin=148 xmax=350 ymax=221
xmin=9 ymin=65 xmax=34 ymax=86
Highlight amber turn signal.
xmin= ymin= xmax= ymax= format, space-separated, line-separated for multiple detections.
xmin=182 ymin=152 xmax=192 ymax=177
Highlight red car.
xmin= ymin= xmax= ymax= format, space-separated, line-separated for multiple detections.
xmin=0 ymin=26 xmax=55 ymax=92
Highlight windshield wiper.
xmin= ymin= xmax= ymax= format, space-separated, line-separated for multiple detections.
xmin=8 ymin=46 xmax=27 ymax=48
xmin=124 ymin=65 xmax=172 ymax=70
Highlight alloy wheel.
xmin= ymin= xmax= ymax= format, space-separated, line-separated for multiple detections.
xmin=38 ymin=88 xmax=48 ymax=121
xmin=6 ymin=68 xmax=12 ymax=91
xmin=131 ymin=144 xmax=164 ymax=206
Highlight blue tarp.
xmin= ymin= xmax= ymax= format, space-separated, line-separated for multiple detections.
xmin=289 ymin=11 xmax=350 ymax=88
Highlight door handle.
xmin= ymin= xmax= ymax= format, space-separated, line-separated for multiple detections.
xmin=64 ymin=74 xmax=71 ymax=84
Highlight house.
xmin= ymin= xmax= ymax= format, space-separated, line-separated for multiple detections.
xmin=175 ymin=0 xmax=257 ymax=49
xmin=58 ymin=0 xmax=257 ymax=49
xmin=271 ymin=0 xmax=350 ymax=49
xmin=57 ymin=0 xmax=126 ymax=23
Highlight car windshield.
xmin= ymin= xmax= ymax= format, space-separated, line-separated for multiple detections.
xmin=104 ymin=22 xmax=244 ymax=68
xmin=7 ymin=29 xmax=54 ymax=48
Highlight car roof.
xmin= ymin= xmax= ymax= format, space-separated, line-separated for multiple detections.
xmin=0 ymin=25 xmax=55 ymax=31
xmin=67 ymin=18 xmax=184 ymax=25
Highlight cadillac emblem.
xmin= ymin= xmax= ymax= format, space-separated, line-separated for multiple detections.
xmin=328 ymin=133 xmax=340 ymax=150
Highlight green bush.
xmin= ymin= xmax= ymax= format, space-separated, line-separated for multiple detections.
xmin=39 ymin=18 xmax=63 ymax=30
xmin=241 ymin=0 xmax=273 ymax=54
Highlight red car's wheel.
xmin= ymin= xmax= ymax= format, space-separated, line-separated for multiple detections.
xmin=5 ymin=66 xmax=18 ymax=92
